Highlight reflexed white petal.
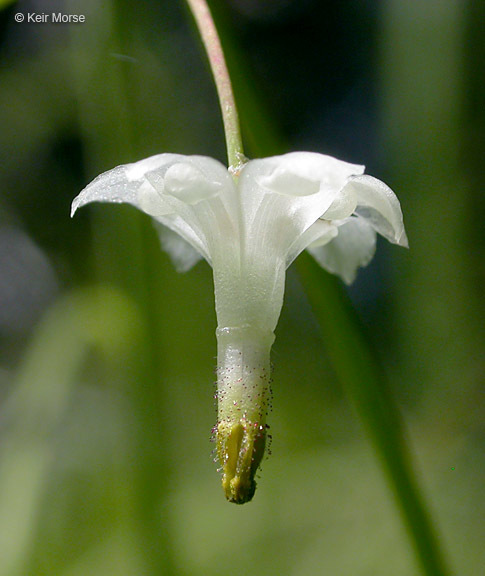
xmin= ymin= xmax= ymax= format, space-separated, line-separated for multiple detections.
xmin=321 ymin=185 xmax=357 ymax=220
xmin=141 ymin=155 xmax=239 ymax=265
xmin=72 ymin=153 xmax=231 ymax=216
xmin=307 ymin=217 xmax=377 ymax=284
xmin=72 ymin=154 xmax=239 ymax=269
xmin=306 ymin=219 xmax=340 ymax=248
xmin=287 ymin=219 xmax=338 ymax=267
xmin=238 ymin=152 xmax=365 ymax=257
xmin=343 ymin=175 xmax=408 ymax=247
xmin=71 ymin=164 xmax=147 ymax=217
xmin=157 ymin=212 xmax=212 ymax=264
xmin=254 ymin=151 xmax=364 ymax=198
xmin=154 ymin=160 xmax=239 ymax=262
xmin=71 ymin=154 xmax=182 ymax=218
xmin=256 ymin=152 xmax=364 ymax=194
xmin=153 ymin=222 xmax=204 ymax=272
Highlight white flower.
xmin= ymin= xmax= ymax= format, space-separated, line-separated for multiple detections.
xmin=72 ymin=151 xmax=407 ymax=503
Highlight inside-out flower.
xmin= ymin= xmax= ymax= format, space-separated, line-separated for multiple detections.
xmin=72 ymin=151 xmax=407 ymax=503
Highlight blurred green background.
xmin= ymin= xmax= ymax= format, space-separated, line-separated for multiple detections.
xmin=0 ymin=1 xmax=483 ymax=575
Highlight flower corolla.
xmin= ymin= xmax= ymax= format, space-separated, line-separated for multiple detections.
xmin=72 ymin=151 xmax=407 ymax=503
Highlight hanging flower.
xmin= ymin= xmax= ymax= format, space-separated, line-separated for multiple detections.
xmin=72 ymin=151 xmax=407 ymax=503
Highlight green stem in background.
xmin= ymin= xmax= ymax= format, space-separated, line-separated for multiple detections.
xmin=185 ymin=0 xmax=245 ymax=170
xmin=297 ymin=253 xmax=450 ymax=576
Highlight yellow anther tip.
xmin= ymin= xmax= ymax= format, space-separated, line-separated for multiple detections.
xmin=217 ymin=418 xmax=266 ymax=504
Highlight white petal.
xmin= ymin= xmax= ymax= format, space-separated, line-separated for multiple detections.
xmin=72 ymin=153 xmax=231 ymax=217
xmin=343 ymin=175 xmax=408 ymax=247
xmin=239 ymin=152 xmax=365 ymax=261
xmin=254 ymin=151 xmax=364 ymax=200
xmin=306 ymin=219 xmax=340 ymax=248
xmin=72 ymin=154 xmax=239 ymax=269
xmin=142 ymin=155 xmax=240 ymax=266
xmin=213 ymin=153 xmax=364 ymax=331
xmin=321 ymin=185 xmax=357 ymax=220
xmin=153 ymin=222 xmax=203 ymax=272
xmin=71 ymin=154 xmax=182 ymax=218
xmin=307 ymin=217 xmax=377 ymax=284
xmin=287 ymin=219 xmax=338 ymax=267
